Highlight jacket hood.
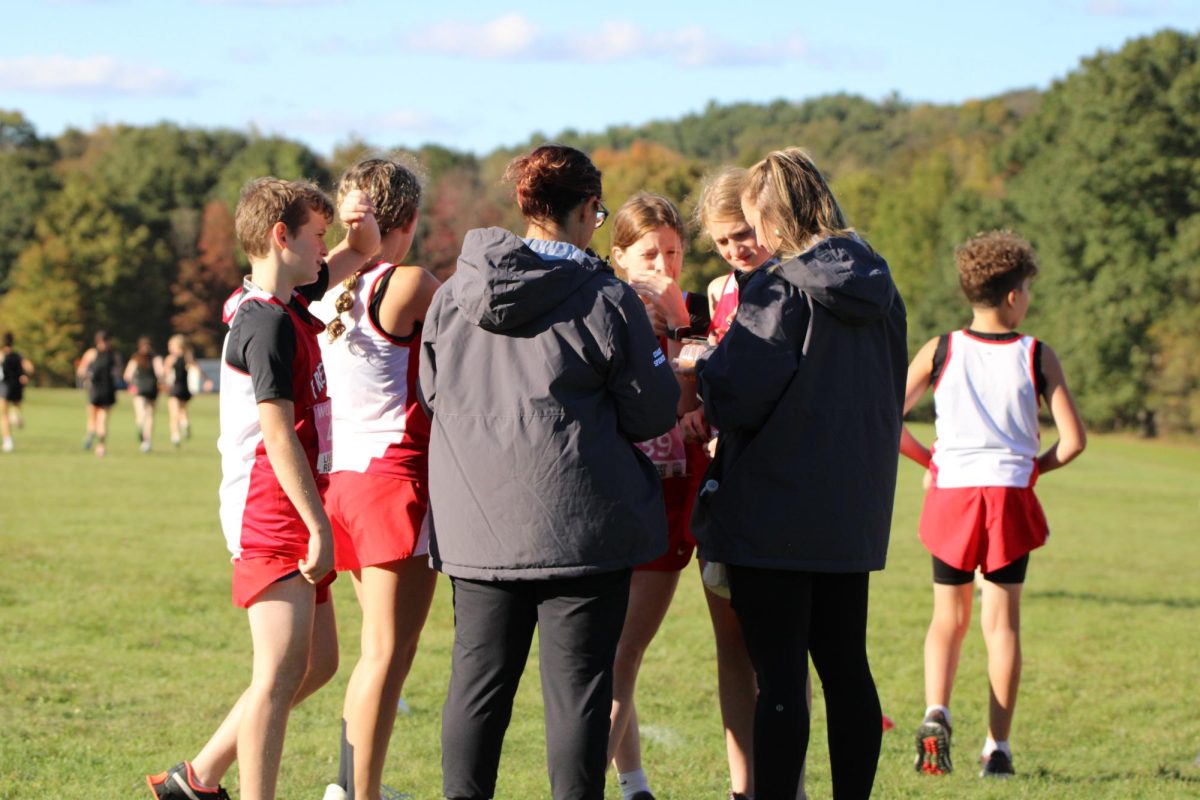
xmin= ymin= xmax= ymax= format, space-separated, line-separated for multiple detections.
xmin=452 ymin=227 xmax=605 ymax=332
xmin=775 ymin=236 xmax=897 ymax=325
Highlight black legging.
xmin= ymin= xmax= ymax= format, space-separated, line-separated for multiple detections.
xmin=727 ymin=567 xmax=881 ymax=800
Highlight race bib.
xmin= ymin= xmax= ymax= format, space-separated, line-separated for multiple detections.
xmin=313 ymin=399 xmax=333 ymax=474
xmin=636 ymin=425 xmax=687 ymax=479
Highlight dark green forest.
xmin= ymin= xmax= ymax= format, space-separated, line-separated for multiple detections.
xmin=1 ymin=29 xmax=1196 ymax=433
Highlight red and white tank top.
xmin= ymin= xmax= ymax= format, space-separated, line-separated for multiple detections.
xmin=708 ymin=272 xmax=740 ymax=343
xmin=931 ymin=330 xmax=1041 ymax=489
xmin=311 ymin=261 xmax=430 ymax=481
xmin=218 ymin=284 xmax=331 ymax=559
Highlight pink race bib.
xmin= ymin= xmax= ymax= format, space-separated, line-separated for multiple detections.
xmin=636 ymin=425 xmax=687 ymax=479
xmin=314 ymin=399 xmax=332 ymax=474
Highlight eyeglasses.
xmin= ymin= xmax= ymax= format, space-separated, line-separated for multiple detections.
xmin=594 ymin=199 xmax=609 ymax=229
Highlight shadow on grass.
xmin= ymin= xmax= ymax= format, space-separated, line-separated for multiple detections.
xmin=1022 ymin=765 xmax=1200 ymax=784
xmin=1029 ymin=589 xmax=1200 ymax=610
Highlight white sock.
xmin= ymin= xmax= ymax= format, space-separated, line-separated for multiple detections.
xmin=618 ymin=768 xmax=650 ymax=799
xmin=982 ymin=737 xmax=1011 ymax=757
xmin=924 ymin=705 xmax=951 ymax=727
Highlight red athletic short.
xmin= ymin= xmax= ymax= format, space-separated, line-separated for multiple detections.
xmin=232 ymin=555 xmax=334 ymax=608
xmin=639 ymin=470 xmax=701 ymax=572
xmin=919 ymin=482 xmax=1049 ymax=574
xmin=325 ymin=471 xmax=430 ymax=572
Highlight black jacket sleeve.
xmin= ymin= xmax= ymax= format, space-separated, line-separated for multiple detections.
xmin=697 ymin=269 xmax=809 ymax=433
xmin=606 ymin=285 xmax=680 ymax=442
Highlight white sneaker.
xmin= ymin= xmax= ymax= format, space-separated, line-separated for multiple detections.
xmin=2 ymin=437 xmax=13 ymax=453
xmin=140 ymin=441 xmax=152 ymax=453
xmin=321 ymin=785 xmax=348 ymax=800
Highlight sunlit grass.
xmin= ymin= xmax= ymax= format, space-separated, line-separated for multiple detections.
xmin=1 ymin=390 xmax=1198 ymax=798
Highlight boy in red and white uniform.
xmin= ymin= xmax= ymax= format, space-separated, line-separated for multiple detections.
xmin=901 ymin=230 xmax=1086 ymax=779
xmin=307 ymin=159 xmax=441 ymax=800
xmin=146 ymin=178 xmax=379 ymax=800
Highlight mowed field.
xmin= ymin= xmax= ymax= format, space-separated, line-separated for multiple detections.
xmin=1 ymin=389 xmax=1198 ymax=799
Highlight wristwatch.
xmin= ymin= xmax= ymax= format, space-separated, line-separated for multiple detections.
xmin=666 ymin=324 xmax=693 ymax=341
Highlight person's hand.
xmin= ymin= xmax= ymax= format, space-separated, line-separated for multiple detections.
xmin=680 ymin=408 xmax=710 ymax=443
xmin=922 ymin=470 xmax=933 ymax=491
xmin=339 ymin=189 xmax=380 ymax=256
xmin=298 ymin=524 xmax=334 ymax=585
xmin=643 ymin=302 xmax=668 ymax=338
xmin=630 ymin=273 xmax=688 ymax=330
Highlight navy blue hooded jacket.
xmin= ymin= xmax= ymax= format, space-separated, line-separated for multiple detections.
xmin=692 ymin=235 xmax=907 ymax=572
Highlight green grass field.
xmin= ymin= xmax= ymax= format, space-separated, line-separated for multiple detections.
xmin=1 ymin=388 xmax=1198 ymax=799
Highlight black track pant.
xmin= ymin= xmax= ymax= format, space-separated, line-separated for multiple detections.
xmin=728 ymin=567 xmax=881 ymax=800
xmin=441 ymin=569 xmax=631 ymax=800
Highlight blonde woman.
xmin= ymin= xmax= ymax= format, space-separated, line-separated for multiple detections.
xmin=163 ymin=334 xmax=196 ymax=446
xmin=692 ymin=148 xmax=907 ymax=799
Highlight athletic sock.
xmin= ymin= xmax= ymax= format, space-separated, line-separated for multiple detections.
xmin=618 ymin=768 xmax=651 ymax=799
xmin=337 ymin=719 xmax=354 ymax=798
xmin=924 ymin=705 xmax=951 ymax=728
xmin=982 ymin=738 xmax=1011 ymax=758
xmin=184 ymin=761 xmax=218 ymax=792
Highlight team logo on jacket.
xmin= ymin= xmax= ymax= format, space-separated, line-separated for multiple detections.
xmin=652 ymin=347 xmax=666 ymax=367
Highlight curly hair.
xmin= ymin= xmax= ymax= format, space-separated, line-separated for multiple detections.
xmin=503 ymin=144 xmax=602 ymax=225
xmin=956 ymin=230 xmax=1039 ymax=307
xmin=336 ymin=157 xmax=423 ymax=237
xmin=327 ymin=158 xmax=425 ymax=342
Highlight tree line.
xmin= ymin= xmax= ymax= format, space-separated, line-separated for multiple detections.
xmin=0 ymin=29 xmax=1196 ymax=434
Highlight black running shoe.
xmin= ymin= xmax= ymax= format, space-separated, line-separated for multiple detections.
xmin=980 ymin=749 xmax=1015 ymax=778
xmin=914 ymin=711 xmax=953 ymax=775
xmin=145 ymin=762 xmax=231 ymax=799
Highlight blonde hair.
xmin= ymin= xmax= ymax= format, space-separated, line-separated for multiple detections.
xmin=611 ymin=192 xmax=686 ymax=252
xmin=695 ymin=166 xmax=749 ymax=234
xmin=168 ymin=334 xmax=194 ymax=362
xmin=742 ymin=148 xmax=851 ymax=258
xmin=327 ymin=158 xmax=425 ymax=342
xmin=234 ymin=178 xmax=334 ymax=259
xmin=336 ymin=157 xmax=423 ymax=237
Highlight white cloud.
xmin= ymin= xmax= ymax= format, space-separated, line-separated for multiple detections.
xmin=0 ymin=56 xmax=196 ymax=95
xmin=403 ymin=14 xmax=856 ymax=69
xmin=418 ymin=13 xmax=539 ymax=59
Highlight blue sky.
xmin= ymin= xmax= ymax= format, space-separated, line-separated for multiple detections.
xmin=5 ymin=0 xmax=1197 ymax=155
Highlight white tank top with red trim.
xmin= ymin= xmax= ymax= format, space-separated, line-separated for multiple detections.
xmin=311 ymin=262 xmax=430 ymax=480
xmin=931 ymin=330 xmax=1040 ymax=489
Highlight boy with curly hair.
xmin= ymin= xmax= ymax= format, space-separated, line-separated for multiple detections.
xmin=901 ymin=230 xmax=1086 ymax=778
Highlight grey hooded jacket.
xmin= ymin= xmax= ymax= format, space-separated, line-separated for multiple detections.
xmin=419 ymin=227 xmax=680 ymax=580
xmin=692 ymin=235 xmax=907 ymax=572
